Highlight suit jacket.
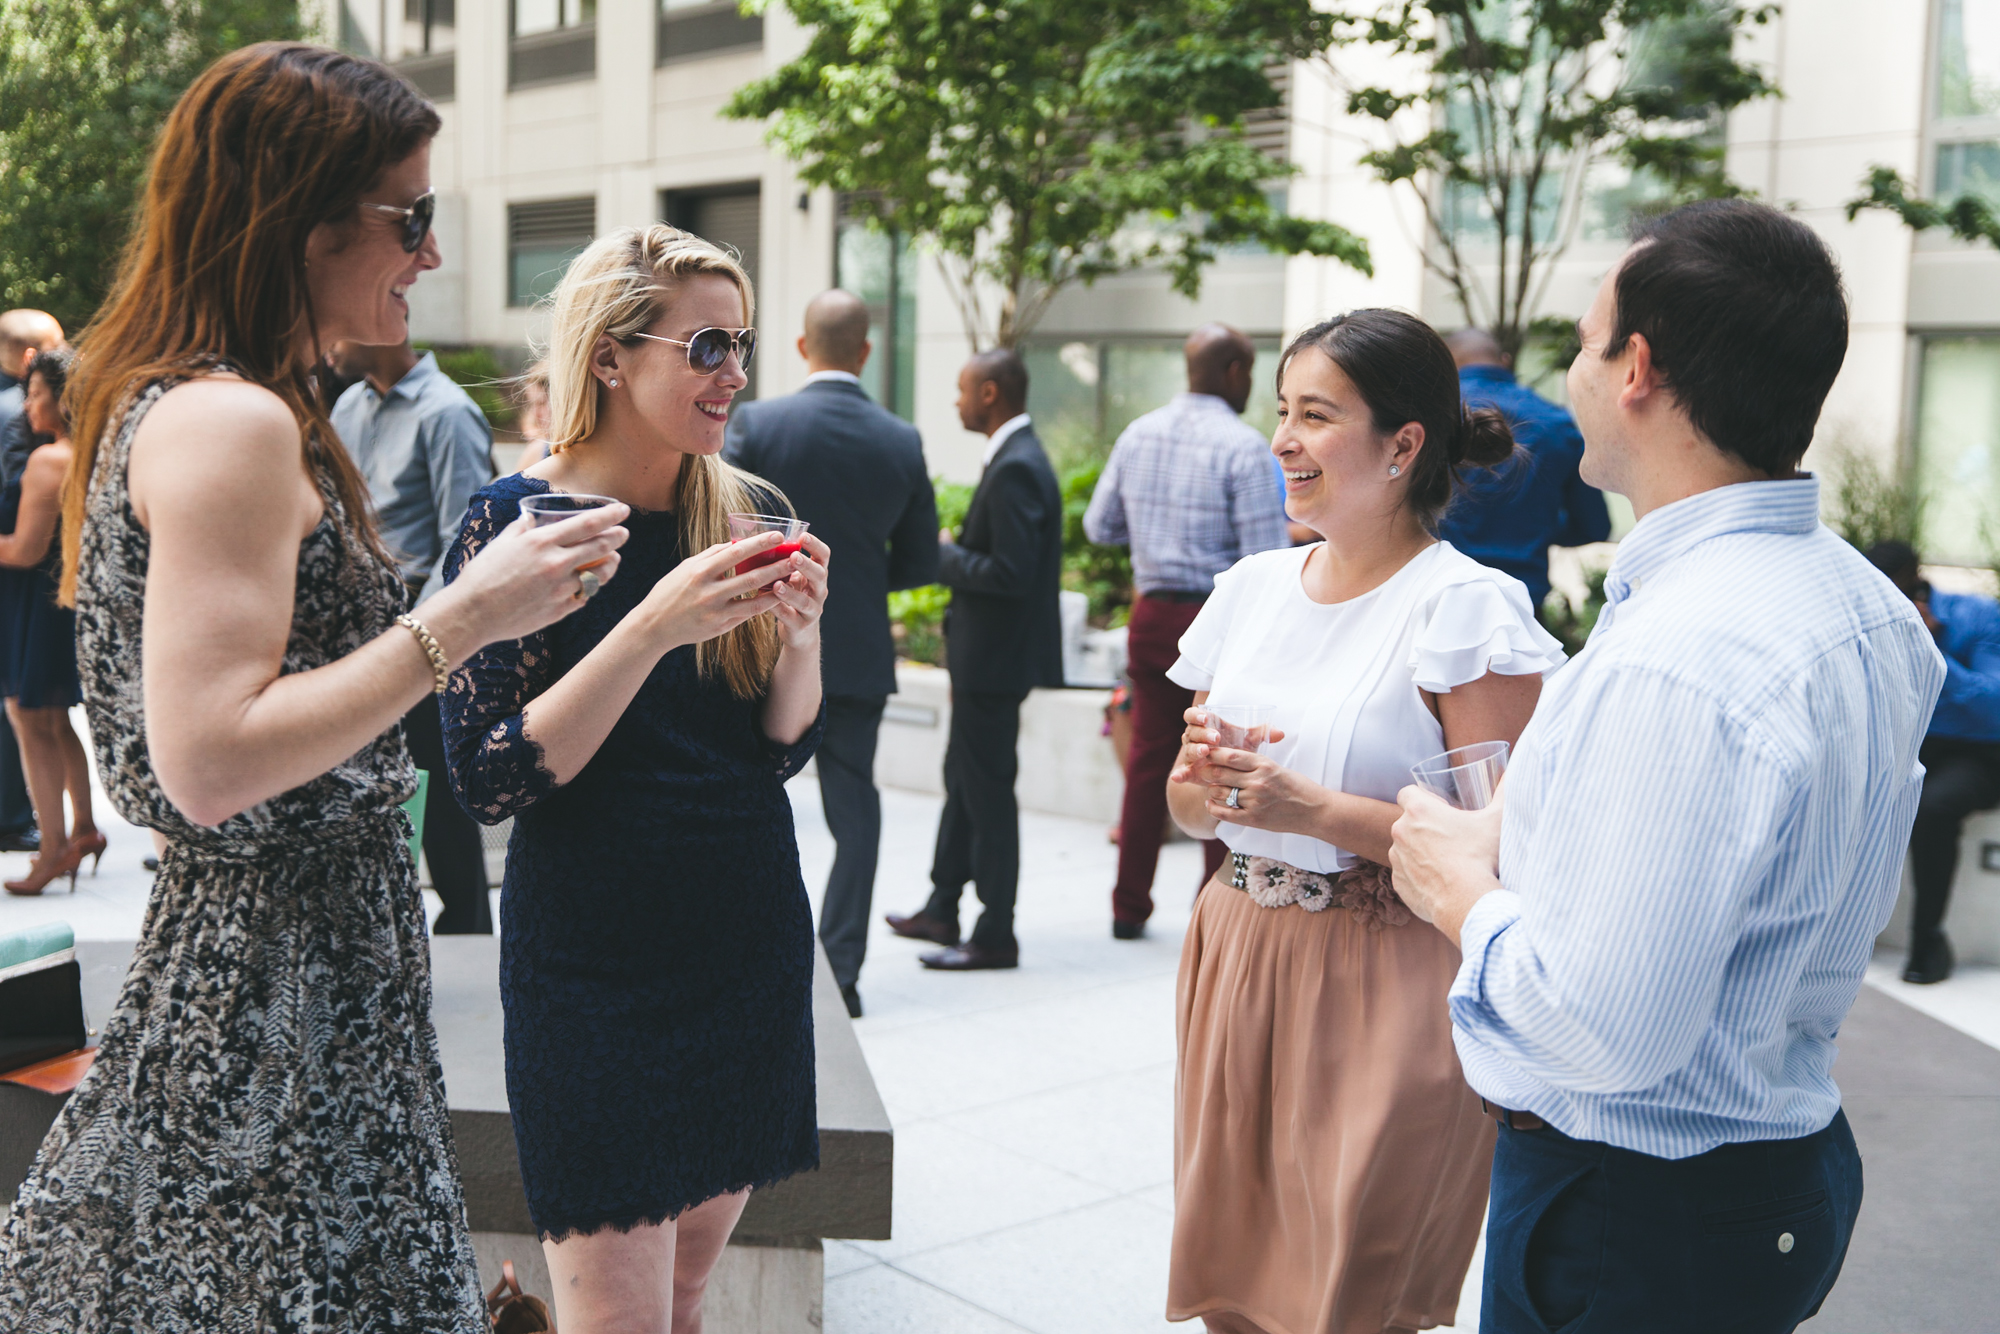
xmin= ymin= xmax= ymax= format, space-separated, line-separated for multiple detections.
xmin=726 ymin=378 xmax=939 ymax=698
xmin=938 ymin=427 xmax=1064 ymax=695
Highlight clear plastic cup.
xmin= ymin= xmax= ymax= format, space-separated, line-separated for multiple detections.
xmin=1204 ymin=702 xmax=1276 ymax=753
xmin=727 ymin=512 xmax=811 ymax=589
xmin=1410 ymin=740 xmax=1509 ymax=810
xmin=519 ymin=492 xmax=618 ymax=527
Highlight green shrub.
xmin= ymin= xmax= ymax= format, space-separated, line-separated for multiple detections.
xmin=1541 ymin=565 xmax=1609 ymax=658
xmin=1824 ymin=444 xmax=1922 ymax=553
xmin=888 ymin=468 xmax=1137 ymax=664
xmin=420 ymin=345 xmax=516 ymax=433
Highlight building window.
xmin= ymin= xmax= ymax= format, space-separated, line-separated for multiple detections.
xmin=663 ymin=185 xmax=762 ymax=398
xmin=511 ymin=0 xmax=596 ymax=87
xmin=514 ymin=0 xmax=596 ymax=36
xmin=404 ymin=0 xmax=456 ymax=52
xmin=1933 ymin=0 xmax=2000 ymax=204
xmin=658 ymin=0 xmax=763 ymax=64
xmin=509 ymin=197 xmax=596 ymax=307
xmin=1915 ymin=335 xmax=2000 ymax=564
xmin=834 ymin=208 xmax=917 ymax=422
xmin=1020 ymin=339 xmax=1282 ymax=461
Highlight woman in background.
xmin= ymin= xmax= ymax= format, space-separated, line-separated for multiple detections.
xmin=443 ymin=225 xmax=828 ymax=1334
xmin=0 ymin=348 xmax=98 ymax=895
xmin=1164 ymin=310 xmax=1565 ymax=1334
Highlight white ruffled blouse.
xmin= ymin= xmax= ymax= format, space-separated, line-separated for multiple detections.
xmin=1167 ymin=541 xmax=1566 ymax=873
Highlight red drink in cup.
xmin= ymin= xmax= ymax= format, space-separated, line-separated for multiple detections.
xmin=727 ymin=513 xmax=811 ymax=590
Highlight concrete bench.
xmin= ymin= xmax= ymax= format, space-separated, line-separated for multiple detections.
xmin=3 ymin=938 xmax=891 ymax=1334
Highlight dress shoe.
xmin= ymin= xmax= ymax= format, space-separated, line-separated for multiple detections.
xmin=885 ymin=910 xmax=960 ymax=947
xmin=840 ymin=984 xmax=863 ymax=1019
xmin=1112 ymin=919 xmax=1145 ymax=941
xmin=1903 ymin=931 xmax=1955 ymax=985
xmin=920 ymin=942 xmax=1019 ymax=971
xmin=0 ymin=828 xmax=38 ymax=854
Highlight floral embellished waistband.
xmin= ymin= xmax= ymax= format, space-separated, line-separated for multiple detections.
xmin=1227 ymin=851 xmax=1412 ymax=931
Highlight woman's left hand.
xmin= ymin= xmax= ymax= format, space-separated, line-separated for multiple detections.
xmin=771 ymin=532 xmax=830 ymax=651
xmin=1178 ymin=742 xmax=1322 ymax=834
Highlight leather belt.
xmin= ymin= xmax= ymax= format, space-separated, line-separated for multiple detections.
xmin=1481 ymin=1098 xmax=1547 ymax=1131
xmin=1140 ymin=589 xmax=1208 ymax=605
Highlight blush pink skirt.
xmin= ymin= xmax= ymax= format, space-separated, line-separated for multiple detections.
xmin=1168 ymin=874 xmax=1495 ymax=1334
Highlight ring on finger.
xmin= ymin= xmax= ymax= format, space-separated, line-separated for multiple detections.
xmin=576 ymin=568 xmax=601 ymax=601
xmin=1225 ymin=787 xmax=1242 ymax=810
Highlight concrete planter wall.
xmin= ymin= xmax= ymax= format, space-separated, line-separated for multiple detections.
xmin=875 ymin=664 xmax=1127 ymax=826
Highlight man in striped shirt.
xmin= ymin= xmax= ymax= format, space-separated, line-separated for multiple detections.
xmin=1391 ymin=201 xmax=1944 ymax=1332
xmin=1083 ymin=324 xmax=1290 ymax=938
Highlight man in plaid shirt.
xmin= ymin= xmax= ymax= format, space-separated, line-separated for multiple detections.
xmin=1085 ymin=323 xmax=1291 ymax=938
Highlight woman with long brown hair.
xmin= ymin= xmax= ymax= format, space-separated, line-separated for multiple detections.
xmin=440 ymin=225 xmax=828 ymax=1332
xmin=0 ymin=44 xmax=629 ymax=1330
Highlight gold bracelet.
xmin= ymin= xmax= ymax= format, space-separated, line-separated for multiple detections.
xmin=396 ymin=614 xmax=449 ymax=695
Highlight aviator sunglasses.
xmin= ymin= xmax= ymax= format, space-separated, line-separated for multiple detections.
xmin=359 ymin=189 xmax=438 ymax=253
xmin=631 ymin=328 xmax=758 ymax=376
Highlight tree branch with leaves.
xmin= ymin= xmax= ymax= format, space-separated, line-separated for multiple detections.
xmin=1846 ymin=165 xmax=2000 ymax=251
xmin=0 ymin=0 xmax=302 ymax=329
xmin=726 ymin=0 xmax=1371 ymax=349
xmin=1331 ymin=0 xmax=1776 ymax=359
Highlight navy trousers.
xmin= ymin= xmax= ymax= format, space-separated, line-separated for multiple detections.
xmin=1483 ymin=1110 xmax=1861 ymax=1334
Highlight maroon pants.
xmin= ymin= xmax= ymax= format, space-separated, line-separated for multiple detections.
xmin=1114 ymin=596 xmax=1228 ymax=925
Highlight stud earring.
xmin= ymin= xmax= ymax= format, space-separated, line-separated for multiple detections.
xmin=608 ymin=378 xmax=619 ymax=388
xmin=1388 ymin=464 xmax=1401 ymax=477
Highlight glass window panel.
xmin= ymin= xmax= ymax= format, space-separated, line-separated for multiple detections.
xmin=835 ymin=223 xmax=893 ymax=406
xmin=1917 ymin=336 xmax=2000 ymax=563
xmin=1937 ymin=139 xmax=2000 ymax=205
xmin=1103 ymin=343 xmax=1190 ymax=443
xmin=1023 ymin=343 xmax=1103 ymax=462
xmin=510 ymin=243 xmax=587 ymax=306
xmin=1939 ymin=0 xmax=2000 ymax=120
xmin=514 ymin=0 xmax=560 ymax=34
xmin=892 ymin=237 xmax=917 ymax=422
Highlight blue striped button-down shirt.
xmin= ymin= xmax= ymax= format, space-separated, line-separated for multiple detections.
xmin=1450 ymin=478 xmax=1944 ymax=1159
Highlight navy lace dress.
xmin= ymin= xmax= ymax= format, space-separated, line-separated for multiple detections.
xmin=440 ymin=473 xmax=822 ymax=1241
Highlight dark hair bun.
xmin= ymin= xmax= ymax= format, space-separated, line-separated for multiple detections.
xmin=1456 ymin=406 xmax=1515 ymax=469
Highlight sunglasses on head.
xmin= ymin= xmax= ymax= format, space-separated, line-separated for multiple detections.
xmin=632 ymin=328 xmax=758 ymax=376
xmin=359 ymin=190 xmax=437 ymax=253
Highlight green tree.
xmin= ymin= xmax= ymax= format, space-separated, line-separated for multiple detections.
xmin=1337 ymin=0 xmax=1777 ymax=358
xmin=0 ymin=0 xmax=301 ymax=330
xmin=725 ymin=0 xmax=1371 ymax=349
xmin=1846 ymin=165 xmax=2000 ymax=252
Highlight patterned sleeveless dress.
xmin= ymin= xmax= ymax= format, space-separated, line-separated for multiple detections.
xmin=0 ymin=377 xmax=486 ymax=1332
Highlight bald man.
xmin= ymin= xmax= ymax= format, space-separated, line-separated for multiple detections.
xmin=726 ymin=289 xmax=939 ymax=1015
xmin=0 ymin=310 xmax=65 ymax=853
xmin=1439 ymin=328 xmax=1610 ymax=612
xmin=1082 ymin=322 xmax=1289 ymax=937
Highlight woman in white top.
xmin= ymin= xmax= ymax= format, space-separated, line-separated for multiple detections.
xmin=1162 ymin=309 xmax=1566 ymax=1334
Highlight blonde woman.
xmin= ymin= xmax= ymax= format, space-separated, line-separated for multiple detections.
xmin=440 ymin=225 xmax=829 ymax=1333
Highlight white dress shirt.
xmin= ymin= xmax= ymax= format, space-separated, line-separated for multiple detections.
xmin=982 ymin=413 xmax=1033 ymax=468
xmin=1450 ymin=478 xmax=1945 ymax=1158
xmin=802 ymin=369 xmax=863 ymax=388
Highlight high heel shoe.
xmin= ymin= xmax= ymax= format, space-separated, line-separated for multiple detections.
xmin=4 ymin=838 xmax=84 ymax=896
xmin=70 ymin=829 xmax=108 ymax=875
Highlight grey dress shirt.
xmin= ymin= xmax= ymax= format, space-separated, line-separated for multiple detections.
xmin=331 ymin=352 xmax=494 ymax=603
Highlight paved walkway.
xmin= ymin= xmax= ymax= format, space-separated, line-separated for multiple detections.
xmin=6 ymin=718 xmax=1997 ymax=1332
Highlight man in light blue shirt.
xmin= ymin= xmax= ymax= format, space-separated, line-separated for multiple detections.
xmin=331 ymin=339 xmax=496 ymax=934
xmin=1392 ymin=201 xmax=1944 ymax=1332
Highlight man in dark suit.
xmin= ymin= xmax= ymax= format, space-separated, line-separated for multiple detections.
xmin=727 ymin=290 xmax=940 ymax=1017
xmin=886 ymin=349 xmax=1063 ymax=971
